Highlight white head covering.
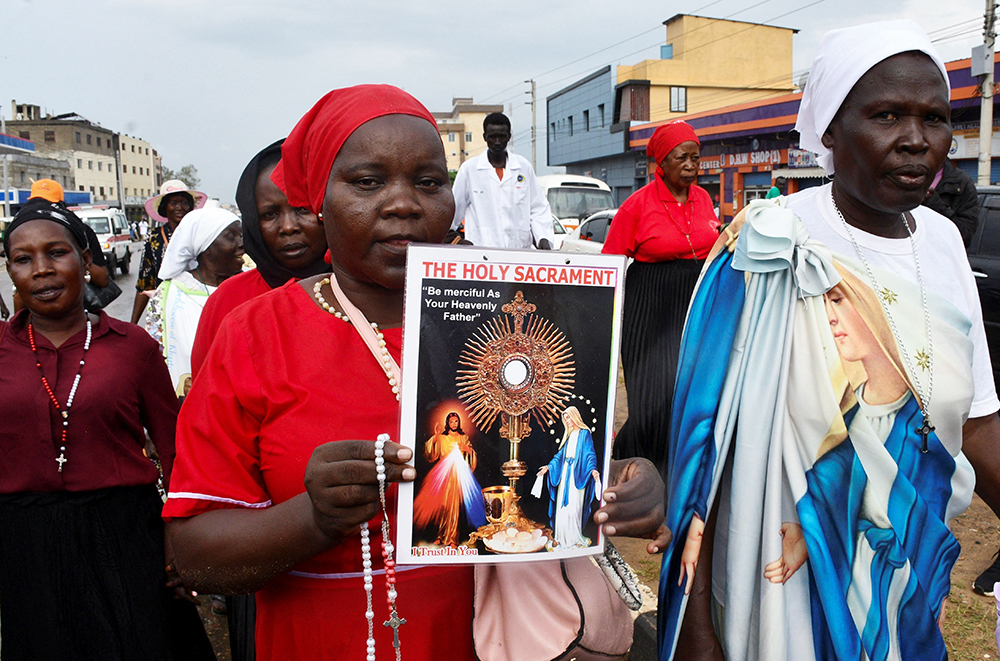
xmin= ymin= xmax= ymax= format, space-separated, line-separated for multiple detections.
xmin=158 ymin=207 xmax=240 ymax=281
xmin=795 ymin=20 xmax=949 ymax=174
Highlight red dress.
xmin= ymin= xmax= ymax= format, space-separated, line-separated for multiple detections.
xmin=601 ymin=177 xmax=717 ymax=262
xmin=189 ymin=268 xmax=273 ymax=380
xmin=162 ymin=282 xmax=475 ymax=660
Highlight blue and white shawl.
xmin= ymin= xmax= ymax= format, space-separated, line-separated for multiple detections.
xmin=658 ymin=199 xmax=976 ymax=661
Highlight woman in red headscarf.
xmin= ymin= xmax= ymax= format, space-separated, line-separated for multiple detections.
xmin=601 ymin=120 xmax=718 ymax=474
xmin=162 ymin=85 xmax=668 ymax=661
xmin=161 ymin=86 xmax=474 ymax=660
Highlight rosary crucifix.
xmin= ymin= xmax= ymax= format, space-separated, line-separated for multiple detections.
xmin=917 ymin=417 xmax=934 ymax=454
xmin=384 ymin=610 xmax=406 ymax=649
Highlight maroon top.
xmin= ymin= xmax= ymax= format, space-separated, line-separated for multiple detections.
xmin=0 ymin=309 xmax=178 ymax=493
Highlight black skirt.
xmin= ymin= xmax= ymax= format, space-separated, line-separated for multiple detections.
xmin=612 ymin=258 xmax=703 ymax=476
xmin=0 ymin=485 xmax=215 ymax=661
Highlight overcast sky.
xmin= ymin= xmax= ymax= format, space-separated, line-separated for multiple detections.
xmin=0 ymin=0 xmax=988 ymax=203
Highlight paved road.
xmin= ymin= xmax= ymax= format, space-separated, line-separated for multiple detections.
xmin=1 ymin=244 xmax=140 ymax=323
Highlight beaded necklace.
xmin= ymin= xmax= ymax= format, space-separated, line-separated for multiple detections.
xmin=28 ymin=313 xmax=92 ymax=472
xmin=311 ymin=276 xmax=405 ymax=658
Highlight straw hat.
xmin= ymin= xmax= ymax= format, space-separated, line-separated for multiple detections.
xmin=144 ymin=179 xmax=207 ymax=223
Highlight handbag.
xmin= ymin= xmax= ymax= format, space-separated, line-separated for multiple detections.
xmin=82 ymin=278 xmax=122 ymax=312
xmin=472 ymin=542 xmax=641 ymax=661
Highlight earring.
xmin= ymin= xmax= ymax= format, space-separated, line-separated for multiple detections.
xmin=323 ymin=250 xmax=332 ymax=264
xmin=317 ymin=212 xmax=323 ymax=224
xmin=84 ymin=270 xmax=92 ymax=283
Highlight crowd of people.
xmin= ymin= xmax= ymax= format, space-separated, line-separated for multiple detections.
xmin=2 ymin=17 xmax=1000 ymax=661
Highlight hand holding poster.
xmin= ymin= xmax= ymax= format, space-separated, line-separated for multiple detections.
xmin=396 ymin=246 xmax=627 ymax=564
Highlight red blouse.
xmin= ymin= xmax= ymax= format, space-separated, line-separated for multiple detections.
xmin=0 ymin=310 xmax=177 ymax=493
xmin=190 ymin=268 xmax=273 ymax=380
xmin=602 ymin=177 xmax=718 ymax=262
xmin=163 ymin=282 xmax=474 ymax=660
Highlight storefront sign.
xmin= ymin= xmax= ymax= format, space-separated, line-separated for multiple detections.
xmin=787 ymin=148 xmax=819 ymax=168
xmin=726 ymin=149 xmax=782 ymax=167
xmin=699 ymin=157 xmax=724 ymax=170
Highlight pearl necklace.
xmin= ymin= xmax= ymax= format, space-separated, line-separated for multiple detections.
xmin=361 ymin=434 xmax=405 ymax=660
xmin=313 ymin=277 xmax=401 ymax=401
xmin=28 ymin=314 xmax=93 ymax=472
xmin=832 ymin=198 xmax=935 ymax=452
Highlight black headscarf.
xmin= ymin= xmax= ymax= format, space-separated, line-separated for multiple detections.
xmin=236 ymin=139 xmax=329 ymax=288
xmin=4 ymin=199 xmax=89 ymax=255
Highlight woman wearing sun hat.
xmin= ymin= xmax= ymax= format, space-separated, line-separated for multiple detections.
xmin=130 ymin=180 xmax=207 ymax=324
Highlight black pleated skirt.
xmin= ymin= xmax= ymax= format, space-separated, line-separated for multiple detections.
xmin=613 ymin=258 xmax=704 ymax=476
xmin=0 ymin=485 xmax=215 ymax=661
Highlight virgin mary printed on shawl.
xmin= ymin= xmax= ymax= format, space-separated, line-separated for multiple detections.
xmin=658 ymin=200 xmax=975 ymax=661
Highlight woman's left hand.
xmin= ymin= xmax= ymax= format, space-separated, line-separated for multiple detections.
xmin=593 ymin=458 xmax=670 ymax=554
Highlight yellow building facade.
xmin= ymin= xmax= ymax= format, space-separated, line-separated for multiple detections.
xmin=433 ymin=97 xmax=504 ymax=172
xmin=615 ymin=14 xmax=796 ymax=122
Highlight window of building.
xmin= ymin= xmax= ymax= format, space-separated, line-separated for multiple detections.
xmin=123 ymin=164 xmax=128 ymax=173
xmin=44 ymin=130 xmax=55 ymax=142
xmin=100 ymin=186 xmax=105 ymax=196
xmin=88 ymin=161 xmax=93 ymax=170
xmin=550 ymin=122 xmax=556 ymax=141
xmin=133 ymin=166 xmax=137 ymax=174
xmin=79 ymin=185 xmax=85 ymax=191
xmin=18 ymin=131 xmax=29 ymax=140
xmin=96 ymin=137 xmax=101 ymax=147
xmin=598 ymin=104 xmax=605 ymax=128
xmin=568 ymin=116 xmax=574 ymax=137
xmin=77 ymin=159 xmax=82 ymax=168
xmin=465 ymin=132 xmax=472 ymax=142
xmin=452 ymin=151 xmax=457 ymax=156
xmin=145 ymin=148 xmax=149 ymax=155
xmin=75 ymin=132 xmax=82 ymax=143
xmin=86 ymin=134 xmax=92 ymax=145
xmin=448 ymin=132 xmax=455 ymax=143
xmin=670 ymin=86 xmax=687 ymax=113
xmin=90 ymin=186 xmax=95 ymax=193
xmin=98 ymin=162 xmax=103 ymax=171
xmin=583 ymin=110 xmax=590 ymax=132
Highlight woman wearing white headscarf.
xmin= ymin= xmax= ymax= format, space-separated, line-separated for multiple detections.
xmin=658 ymin=20 xmax=1000 ymax=661
xmin=149 ymin=207 xmax=244 ymax=394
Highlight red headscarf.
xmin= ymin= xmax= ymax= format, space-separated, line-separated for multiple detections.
xmin=272 ymin=85 xmax=438 ymax=215
xmin=646 ymin=120 xmax=700 ymax=175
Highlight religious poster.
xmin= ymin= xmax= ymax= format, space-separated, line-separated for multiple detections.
xmin=395 ymin=245 xmax=627 ymax=564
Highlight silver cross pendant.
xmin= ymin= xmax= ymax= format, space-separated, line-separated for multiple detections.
xmin=384 ymin=610 xmax=406 ymax=649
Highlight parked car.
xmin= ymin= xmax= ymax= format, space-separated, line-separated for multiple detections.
xmin=969 ymin=185 xmax=1000 ymax=388
xmin=559 ymin=208 xmax=616 ymax=254
xmin=538 ymin=174 xmax=615 ymax=231
xmin=550 ymin=217 xmax=569 ymax=250
xmin=73 ymin=207 xmax=133 ymax=275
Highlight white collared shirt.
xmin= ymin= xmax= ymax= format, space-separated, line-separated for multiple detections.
xmin=451 ymin=149 xmax=555 ymax=249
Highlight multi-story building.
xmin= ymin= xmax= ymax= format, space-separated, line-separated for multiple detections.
xmin=547 ymin=14 xmax=797 ymax=204
xmin=433 ymin=97 xmax=504 ymax=173
xmin=623 ymin=50 xmax=1000 ymax=222
xmin=118 ymin=133 xmax=159 ymax=219
xmin=9 ymin=102 xmax=162 ymax=219
xmin=10 ymin=103 xmax=119 ymax=202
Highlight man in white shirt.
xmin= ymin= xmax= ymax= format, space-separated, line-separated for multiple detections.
xmin=451 ymin=113 xmax=554 ymax=250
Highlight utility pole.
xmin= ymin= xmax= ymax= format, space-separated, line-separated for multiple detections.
xmin=978 ymin=0 xmax=997 ymax=186
xmin=1 ymin=106 xmax=9 ymax=219
xmin=525 ymin=79 xmax=537 ymax=170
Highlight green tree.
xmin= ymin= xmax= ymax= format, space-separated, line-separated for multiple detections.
xmin=162 ymin=164 xmax=201 ymax=190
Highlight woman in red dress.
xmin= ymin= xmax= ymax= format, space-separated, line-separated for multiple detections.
xmin=189 ymin=139 xmax=328 ymax=378
xmin=164 ymin=85 xmax=667 ymax=661
xmin=601 ymin=121 xmax=719 ymax=474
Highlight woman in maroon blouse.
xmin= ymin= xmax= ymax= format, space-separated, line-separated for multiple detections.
xmin=601 ymin=120 xmax=719 ymax=474
xmin=0 ymin=201 xmax=214 ymax=659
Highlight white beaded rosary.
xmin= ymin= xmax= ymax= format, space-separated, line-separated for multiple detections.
xmin=361 ymin=434 xmax=405 ymax=661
